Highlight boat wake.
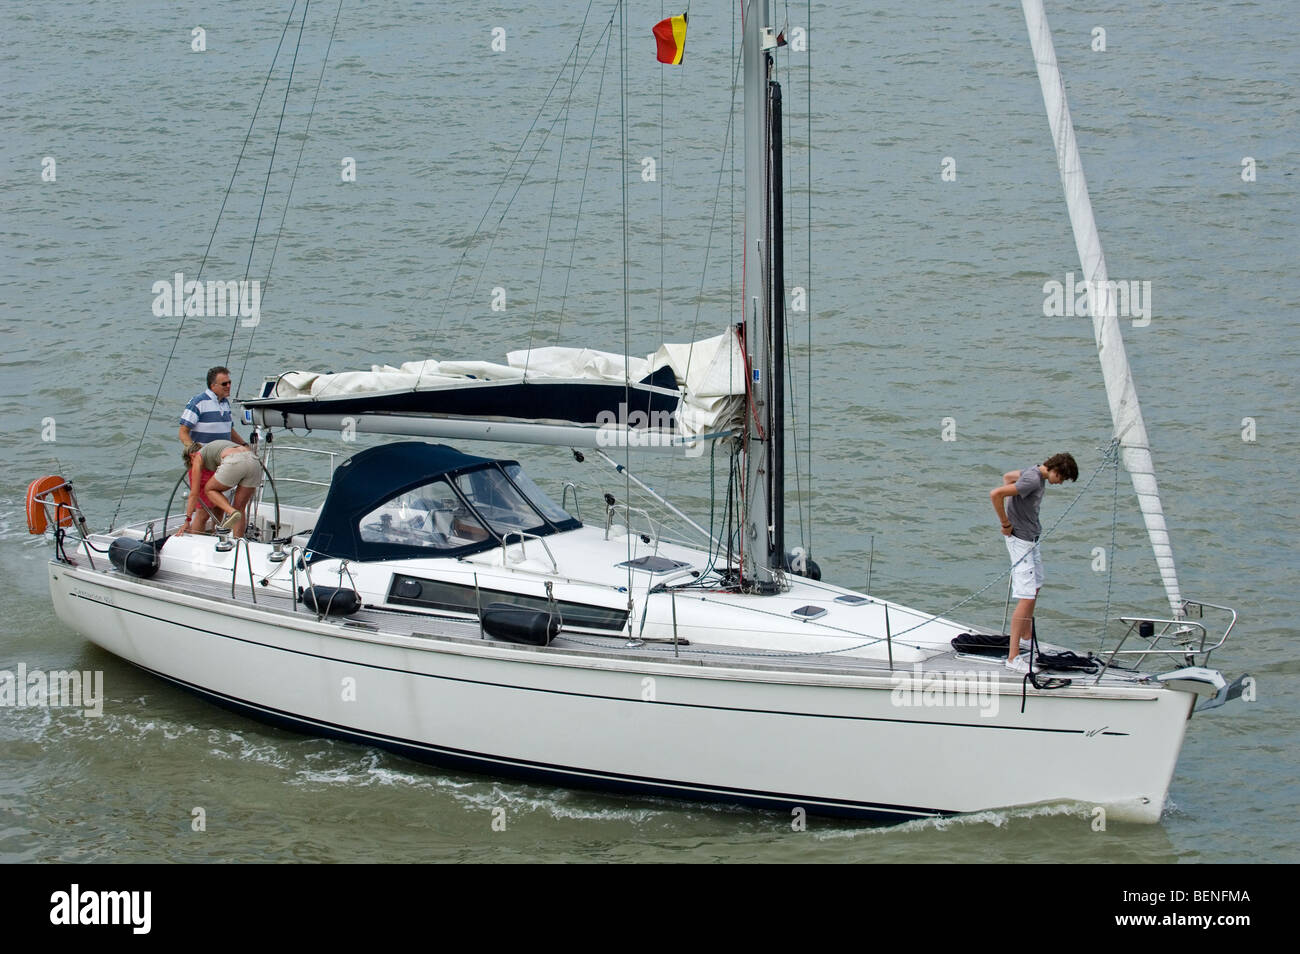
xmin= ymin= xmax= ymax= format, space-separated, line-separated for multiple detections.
xmin=291 ymin=749 xmax=679 ymax=824
xmin=810 ymin=801 xmax=1099 ymax=840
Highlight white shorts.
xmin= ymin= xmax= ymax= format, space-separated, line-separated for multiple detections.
xmin=1005 ymin=535 xmax=1044 ymax=600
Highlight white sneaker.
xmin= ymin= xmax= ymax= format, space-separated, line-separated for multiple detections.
xmin=219 ymin=511 xmax=241 ymax=530
xmin=1005 ymin=656 xmax=1030 ymax=674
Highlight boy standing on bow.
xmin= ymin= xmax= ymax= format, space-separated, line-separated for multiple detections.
xmin=990 ymin=452 xmax=1079 ymax=672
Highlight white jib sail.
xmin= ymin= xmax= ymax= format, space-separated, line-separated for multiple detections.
xmin=1021 ymin=0 xmax=1183 ymax=615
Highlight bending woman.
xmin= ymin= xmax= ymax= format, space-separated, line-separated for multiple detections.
xmin=180 ymin=440 xmax=262 ymax=538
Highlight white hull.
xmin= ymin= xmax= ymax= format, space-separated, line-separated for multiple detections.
xmin=50 ymin=558 xmax=1196 ymax=822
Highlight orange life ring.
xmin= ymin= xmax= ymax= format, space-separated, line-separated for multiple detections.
xmin=26 ymin=475 xmax=74 ymax=534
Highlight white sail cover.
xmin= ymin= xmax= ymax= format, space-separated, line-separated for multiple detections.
xmin=268 ymin=331 xmax=745 ymax=440
xmin=1022 ymin=0 xmax=1182 ymax=615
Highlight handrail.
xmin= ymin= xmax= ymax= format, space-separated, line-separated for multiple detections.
xmin=301 ymin=547 xmax=317 ymax=599
xmin=604 ymin=504 xmax=661 ymax=549
xmin=266 ymin=475 xmax=332 ymax=490
xmin=500 ymin=531 xmax=559 ymax=574
xmin=1181 ymin=600 xmax=1238 ymax=665
xmin=230 ymin=537 xmax=259 ymax=604
xmin=259 ymin=440 xmax=340 ymax=507
xmin=269 ymin=444 xmax=343 ymax=462
xmin=163 ymin=470 xmax=221 ymax=532
xmin=338 ymin=560 xmax=360 ymax=599
xmin=33 ymin=482 xmax=88 ymax=535
xmin=245 ymin=456 xmax=282 ymax=541
xmin=1092 ymin=599 xmax=1236 ymax=684
xmin=290 ymin=545 xmax=301 ymax=612
xmin=31 ymin=481 xmax=82 ymax=529
xmin=294 ymin=549 xmax=361 ymax=618
xmin=561 ymin=482 xmax=582 ymax=520
xmin=33 ymin=483 xmax=96 ymax=569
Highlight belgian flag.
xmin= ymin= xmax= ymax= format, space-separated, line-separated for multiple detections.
xmin=653 ymin=13 xmax=688 ymax=65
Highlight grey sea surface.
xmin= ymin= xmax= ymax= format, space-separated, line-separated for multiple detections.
xmin=1 ymin=0 xmax=1297 ymax=863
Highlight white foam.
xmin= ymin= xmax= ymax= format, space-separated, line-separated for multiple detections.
xmin=811 ymin=801 xmax=1092 ymax=840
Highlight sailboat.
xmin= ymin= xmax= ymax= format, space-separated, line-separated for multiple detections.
xmin=27 ymin=0 xmax=1246 ymax=823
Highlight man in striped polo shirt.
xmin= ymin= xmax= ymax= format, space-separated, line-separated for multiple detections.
xmin=178 ymin=366 xmax=248 ymax=449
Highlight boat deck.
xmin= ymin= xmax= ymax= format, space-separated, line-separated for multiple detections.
xmin=107 ymin=559 xmax=1150 ymax=692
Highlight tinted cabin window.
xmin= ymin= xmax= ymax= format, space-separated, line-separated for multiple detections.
xmin=453 ymin=467 xmax=547 ymax=538
xmin=502 ymin=464 xmax=576 ymax=527
xmin=359 ymin=478 xmax=492 ymax=551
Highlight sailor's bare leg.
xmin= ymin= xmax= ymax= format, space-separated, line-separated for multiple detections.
xmin=1008 ymin=595 xmax=1037 ymax=662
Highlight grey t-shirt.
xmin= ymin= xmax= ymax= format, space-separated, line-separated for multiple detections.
xmin=1005 ymin=464 xmax=1045 ymax=541
xmin=199 ymin=439 xmax=238 ymax=472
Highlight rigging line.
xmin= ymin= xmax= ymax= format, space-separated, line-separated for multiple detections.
xmin=685 ymin=46 xmax=743 ymax=356
xmin=784 ymin=305 xmax=806 ymax=547
xmin=446 ymin=15 xmax=620 ymax=366
xmin=726 ymin=440 xmax=739 ymax=574
xmin=238 ymin=0 xmax=346 ymax=397
xmin=655 ymin=7 xmax=678 ymax=498
xmin=805 ymin=0 xmax=813 ymax=565
xmin=424 ymin=11 xmax=616 ymax=366
xmin=658 ymin=0 xmax=664 ymax=347
xmin=737 ymin=7 xmax=748 ymax=369
xmin=1099 ymin=441 xmax=1121 ymax=649
xmin=109 ymin=1 xmax=302 ymax=530
xmin=619 ymin=0 xmax=635 ymax=602
xmin=662 ymin=10 xmax=724 ymax=499
xmin=730 ymin=0 xmax=736 ymax=331
xmin=523 ymin=0 xmax=595 ymax=371
xmin=769 ymin=0 xmax=790 ymax=540
xmin=452 ymin=47 xmax=583 ymax=369
xmin=227 ymin=0 xmax=311 ymax=367
xmin=556 ymin=24 xmax=614 ymax=344
xmin=696 ymin=439 xmax=723 ymax=577
xmin=666 ymin=438 xmax=728 ymax=581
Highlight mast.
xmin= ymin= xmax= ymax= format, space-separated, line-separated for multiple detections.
xmin=1021 ymin=0 xmax=1183 ymax=616
xmin=741 ymin=0 xmax=782 ymax=588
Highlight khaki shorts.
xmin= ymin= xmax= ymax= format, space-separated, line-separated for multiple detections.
xmin=212 ymin=451 xmax=262 ymax=489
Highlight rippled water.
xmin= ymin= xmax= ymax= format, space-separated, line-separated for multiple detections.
xmin=2 ymin=0 xmax=1297 ymax=862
